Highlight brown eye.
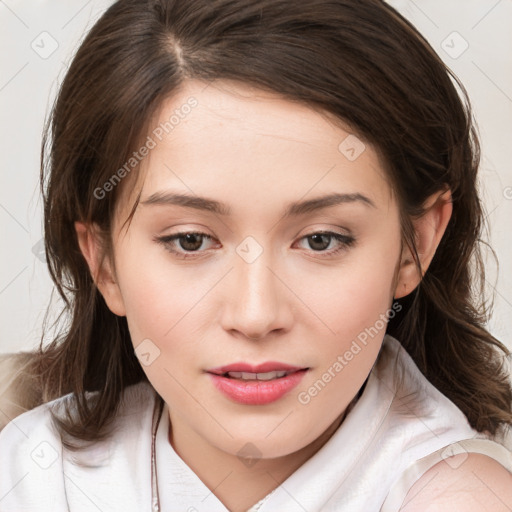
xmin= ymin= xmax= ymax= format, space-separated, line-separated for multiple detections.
xmin=155 ymin=231 xmax=216 ymax=259
xmin=306 ymin=233 xmax=331 ymax=251
xmin=176 ymin=233 xmax=205 ymax=251
xmin=296 ymin=231 xmax=355 ymax=256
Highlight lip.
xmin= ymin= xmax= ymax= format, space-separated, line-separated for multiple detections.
xmin=206 ymin=364 xmax=309 ymax=405
xmin=207 ymin=361 xmax=306 ymax=375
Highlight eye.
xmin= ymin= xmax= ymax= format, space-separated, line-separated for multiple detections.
xmin=155 ymin=229 xmax=355 ymax=260
xmin=295 ymin=231 xmax=355 ymax=256
xmin=155 ymin=231 xmax=217 ymax=259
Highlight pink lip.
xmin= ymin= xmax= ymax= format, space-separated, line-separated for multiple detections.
xmin=206 ymin=364 xmax=309 ymax=405
xmin=207 ymin=361 xmax=306 ymax=375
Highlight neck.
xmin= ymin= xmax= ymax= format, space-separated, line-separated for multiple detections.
xmin=165 ymin=392 xmax=362 ymax=512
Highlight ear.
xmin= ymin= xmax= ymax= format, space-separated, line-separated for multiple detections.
xmin=394 ymin=188 xmax=453 ymax=299
xmin=74 ymin=221 xmax=126 ymax=316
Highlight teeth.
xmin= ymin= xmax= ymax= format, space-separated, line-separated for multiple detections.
xmin=226 ymin=370 xmax=289 ymax=381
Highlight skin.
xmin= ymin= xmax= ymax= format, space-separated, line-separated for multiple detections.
xmin=403 ymin=454 xmax=512 ymax=511
xmin=74 ymin=79 xmax=512 ymax=512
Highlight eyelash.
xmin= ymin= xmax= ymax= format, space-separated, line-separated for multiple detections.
xmin=155 ymin=230 xmax=355 ymax=260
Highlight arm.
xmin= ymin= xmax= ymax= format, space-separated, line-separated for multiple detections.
xmin=400 ymin=453 xmax=512 ymax=511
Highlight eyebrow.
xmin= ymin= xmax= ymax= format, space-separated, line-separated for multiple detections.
xmin=140 ymin=191 xmax=376 ymax=217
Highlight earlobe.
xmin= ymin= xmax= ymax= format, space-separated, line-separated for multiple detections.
xmin=394 ymin=188 xmax=453 ymax=299
xmin=74 ymin=221 xmax=126 ymax=317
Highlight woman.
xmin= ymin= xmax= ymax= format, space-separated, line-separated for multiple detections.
xmin=1 ymin=0 xmax=511 ymax=510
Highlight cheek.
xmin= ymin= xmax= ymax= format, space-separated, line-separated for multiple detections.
xmin=295 ymin=255 xmax=397 ymax=412
xmin=116 ymin=259 xmax=209 ymax=394
xmin=302 ymin=250 xmax=398 ymax=340
xmin=119 ymin=262 xmax=203 ymax=345
xmin=299 ymin=241 xmax=400 ymax=389
xmin=112 ymin=238 xmax=178 ymax=336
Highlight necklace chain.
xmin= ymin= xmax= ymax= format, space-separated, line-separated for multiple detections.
xmin=151 ymin=396 xmax=165 ymax=512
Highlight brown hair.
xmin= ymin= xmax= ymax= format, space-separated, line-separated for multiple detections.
xmin=27 ymin=0 xmax=511 ymax=445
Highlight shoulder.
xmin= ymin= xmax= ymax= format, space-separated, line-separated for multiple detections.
xmin=0 ymin=390 xmax=59 ymax=450
xmin=402 ymin=453 xmax=512 ymax=511
xmin=372 ymin=337 xmax=512 ymax=506
xmin=0 ymin=392 xmax=66 ymax=508
xmin=0 ymin=381 xmax=157 ymax=509
xmin=0 ymin=379 xmax=157 ymax=451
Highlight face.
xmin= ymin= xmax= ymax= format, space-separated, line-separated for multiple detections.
xmin=105 ymin=79 xmax=402 ymax=459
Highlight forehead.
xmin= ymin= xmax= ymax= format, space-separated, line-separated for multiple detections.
xmin=116 ymin=79 xmax=395 ymax=227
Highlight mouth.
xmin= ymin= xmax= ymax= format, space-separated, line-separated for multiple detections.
xmin=205 ymin=362 xmax=310 ymax=405
xmin=211 ymin=369 xmax=307 ymax=381
xmin=207 ymin=361 xmax=308 ymax=377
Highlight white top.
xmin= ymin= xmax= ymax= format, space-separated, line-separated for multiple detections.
xmin=1 ymin=335 xmax=511 ymax=511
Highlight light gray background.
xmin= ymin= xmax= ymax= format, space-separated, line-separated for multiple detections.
xmin=1 ymin=0 xmax=511 ymax=354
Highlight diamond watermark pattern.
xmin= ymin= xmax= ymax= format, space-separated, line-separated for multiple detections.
xmin=135 ymin=338 xmax=161 ymax=367
xmin=237 ymin=442 xmax=262 ymax=468
xmin=441 ymin=442 xmax=469 ymax=469
xmin=338 ymin=134 xmax=366 ymax=161
xmin=31 ymin=238 xmax=46 ymax=263
xmin=31 ymin=32 xmax=59 ymax=59
xmin=31 ymin=441 xmax=58 ymax=469
xmin=236 ymin=236 xmax=263 ymax=264
xmin=441 ymin=31 xmax=469 ymax=59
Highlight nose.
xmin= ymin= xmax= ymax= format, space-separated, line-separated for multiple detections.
xmin=220 ymin=249 xmax=292 ymax=341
